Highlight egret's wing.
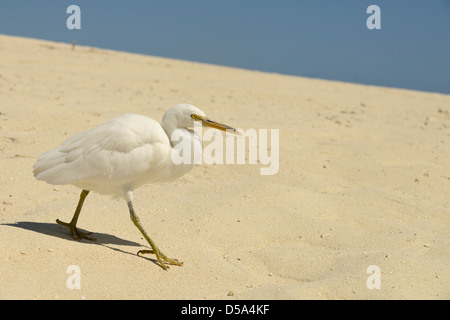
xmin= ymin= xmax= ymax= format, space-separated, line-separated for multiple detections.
xmin=33 ymin=114 xmax=171 ymax=186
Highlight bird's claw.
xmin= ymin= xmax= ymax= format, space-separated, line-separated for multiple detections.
xmin=56 ymin=219 xmax=96 ymax=241
xmin=138 ymin=249 xmax=183 ymax=270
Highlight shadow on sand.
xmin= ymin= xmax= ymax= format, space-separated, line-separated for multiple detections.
xmin=2 ymin=221 xmax=161 ymax=267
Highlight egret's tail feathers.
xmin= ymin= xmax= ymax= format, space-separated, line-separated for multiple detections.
xmin=33 ymin=148 xmax=79 ymax=185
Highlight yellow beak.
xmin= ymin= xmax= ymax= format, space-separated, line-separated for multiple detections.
xmin=198 ymin=116 xmax=241 ymax=135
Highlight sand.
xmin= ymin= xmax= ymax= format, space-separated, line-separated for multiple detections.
xmin=0 ymin=34 xmax=449 ymax=300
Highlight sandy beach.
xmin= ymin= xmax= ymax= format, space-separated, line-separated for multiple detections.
xmin=0 ymin=34 xmax=449 ymax=299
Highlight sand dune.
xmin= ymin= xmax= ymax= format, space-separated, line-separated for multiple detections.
xmin=0 ymin=34 xmax=449 ymax=299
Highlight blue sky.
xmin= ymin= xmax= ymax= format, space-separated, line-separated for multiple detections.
xmin=1 ymin=0 xmax=449 ymax=94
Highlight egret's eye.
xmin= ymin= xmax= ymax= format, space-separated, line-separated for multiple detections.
xmin=191 ymin=114 xmax=199 ymax=120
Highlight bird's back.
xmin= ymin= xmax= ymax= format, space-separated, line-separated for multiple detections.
xmin=33 ymin=113 xmax=174 ymax=197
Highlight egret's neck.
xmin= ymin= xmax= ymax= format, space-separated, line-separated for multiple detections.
xmin=161 ymin=121 xmax=174 ymax=140
xmin=160 ymin=111 xmax=202 ymax=149
xmin=161 ymin=111 xmax=180 ymax=139
xmin=161 ymin=122 xmax=198 ymax=151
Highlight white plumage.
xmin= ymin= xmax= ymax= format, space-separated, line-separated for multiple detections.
xmin=33 ymin=103 xmax=238 ymax=270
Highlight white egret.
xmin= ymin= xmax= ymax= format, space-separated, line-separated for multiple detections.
xmin=33 ymin=103 xmax=239 ymax=270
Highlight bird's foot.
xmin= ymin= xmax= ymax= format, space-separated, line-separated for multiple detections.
xmin=56 ymin=219 xmax=96 ymax=241
xmin=137 ymin=249 xmax=183 ymax=270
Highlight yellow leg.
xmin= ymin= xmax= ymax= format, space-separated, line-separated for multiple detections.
xmin=56 ymin=189 xmax=95 ymax=241
xmin=128 ymin=201 xmax=183 ymax=270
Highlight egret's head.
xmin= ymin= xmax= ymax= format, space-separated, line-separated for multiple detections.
xmin=162 ymin=103 xmax=239 ymax=135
